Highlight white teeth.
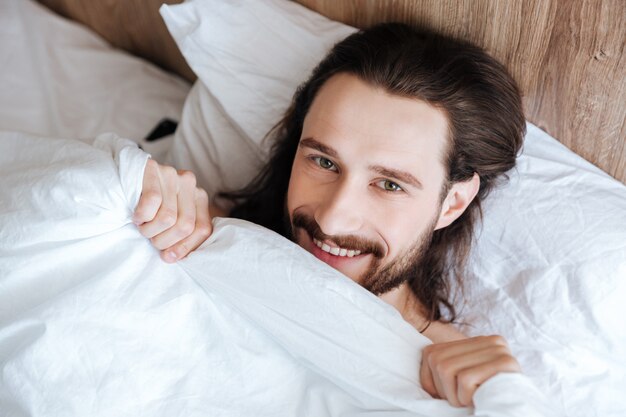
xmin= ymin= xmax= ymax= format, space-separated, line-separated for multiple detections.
xmin=313 ymin=238 xmax=362 ymax=258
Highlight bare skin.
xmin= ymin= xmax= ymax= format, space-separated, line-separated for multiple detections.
xmin=133 ymin=74 xmax=522 ymax=407
xmin=380 ymin=283 xmax=520 ymax=406
xmin=132 ymin=159 xmax=216 ymax=263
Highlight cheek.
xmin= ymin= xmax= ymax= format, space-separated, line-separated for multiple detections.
xmin=377 ymin=199 xmax=441 ymax=257
xmin=378 ymin=218 xmax=412 ymax=258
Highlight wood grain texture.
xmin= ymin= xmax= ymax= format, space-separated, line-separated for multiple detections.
xmin=36 ymin=0 xmax=625 ymax=182
xmin=295 ymin=0 xmax=626 ymax=183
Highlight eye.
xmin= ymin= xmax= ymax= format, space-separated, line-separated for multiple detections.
xmin=376 ymin=180 xmax=404 ymax=192
xmin=311 ymin=156 xmax=338 ymax=172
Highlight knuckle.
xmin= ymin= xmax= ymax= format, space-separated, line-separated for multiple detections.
xmin=497 ymin=354 xmax=520 ymax=371
xmin=150 ymin=237 xmax=168 ymax=250
xmin=428 ymin=349 xmax=443 ymax=364
xmin=173 ymin=242 xmax=190 ymax=257
xmin=162 ymin=165 xmax=177 ymax=178
xmin=456 ymin=371 xmax=479 ymax=407
xmin=486 ymin=335 xmax=507 ymax=346
xmin=457 ymin=369 xmax=478 ymax=389
xmin=158 ymin=209 xmax=177 ymax=228
xmin=493 ymin=345 xmax=510 ymax=356
xmin=179 ymin=170 xmax=197 ymax=185
xmin=434 ymin=359 xmax=454 ymax=379
xmin=422 ymin=344 xmax=434 ymax=356
xmin=195 ymin=223 xmax=213 ymax=237
xmin=177 ymin=219 xmax=195 ymax=236
xmin=195 ymin=187 xmax=209 ymax=201
xmin=140 ymin=190 xmax=162 ymax=206
xmin=145 ymin=159 xmax=158 ymax=169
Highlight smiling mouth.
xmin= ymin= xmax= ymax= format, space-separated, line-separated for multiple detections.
xmin=312 ymin=237 xmax=362 ymax=258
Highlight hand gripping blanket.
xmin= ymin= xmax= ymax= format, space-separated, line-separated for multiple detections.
xmin=0 ymin=132 xmax=556 ymax=417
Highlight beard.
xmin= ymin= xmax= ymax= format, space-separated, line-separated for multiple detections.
xmin=285 ymin=210 xmax=437 ymax=296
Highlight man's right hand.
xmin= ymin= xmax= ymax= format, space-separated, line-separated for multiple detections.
xmin=133 ymin=159 xmax=214 ymax=263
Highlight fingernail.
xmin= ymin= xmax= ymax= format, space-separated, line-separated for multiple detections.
xmin=164 ymin=251 xmax=177 ymax=262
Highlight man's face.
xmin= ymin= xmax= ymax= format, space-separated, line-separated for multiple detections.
xmin=286 ymin=73 xmax=450 ymax=294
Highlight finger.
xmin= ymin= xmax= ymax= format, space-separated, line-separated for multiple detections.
xmin=133 ymin=159 xmax=162 ymax=225
xmin=456 ymin=352 xmax=521 ymax=406
xmin=138 ymin=165 xmax=178 ymax=239
xmin=428 ymin=353 xmax=457 ymax=406
xmin=426 ymin=335 xmax=509 ymax=359
xmin=161 ymin=188 xmax=213 ymax=262
xmin=420 ymin=336 xmax=510 ymax=407
xmin=433 ymin=344 xmax=519 ymax=407
xmin=420 ymin=335 xmax=510 ymax=378
xmin=150 ymin=171 xmax=197 ymax=250
xmin=419 ymin=346 xmax=439 ymax=398
xmin=421 ymin=344 xmax=449 ymax=402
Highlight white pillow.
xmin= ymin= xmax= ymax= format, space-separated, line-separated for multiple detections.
xmin=461 ymin=123 xmax=626 ymax=417
xmin=161 ymin=1 xmax=626 ymax=416
xmin=0 ymin=0 xmax=189 ymax=146
xmin=161 ymin=0 xmax=355 ymax=195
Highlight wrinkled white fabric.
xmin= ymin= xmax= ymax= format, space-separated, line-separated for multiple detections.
xmin=160 ymin=1 xmax=626 ymax=413
xmin=0 ymin=132 xmax=555 ymax=416
xmin=0 ymin=0 xmax=189 ymax=158
xmin=458 ymin=124 xmax=626 ymax=417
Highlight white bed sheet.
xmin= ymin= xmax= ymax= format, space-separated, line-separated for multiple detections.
xmin=160 ymin=1 xmax=626 ymax=414
xmin=0 ymin=131 xmax=556 ymax=417
xmin=0 ymin=0 xmax=189 ymax=157
xmin=0 ymin=0 xmax=623 ymax=415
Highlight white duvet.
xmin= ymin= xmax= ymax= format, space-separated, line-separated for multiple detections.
xmin=0 ymin=132 xmax=555 ymax=416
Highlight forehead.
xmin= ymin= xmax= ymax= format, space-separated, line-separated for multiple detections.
xmin=302 ymin=73 xmax=450 ymax=186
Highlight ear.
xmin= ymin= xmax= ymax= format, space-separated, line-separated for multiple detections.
xmin=434 ymin=173 xmax=480 ymax=230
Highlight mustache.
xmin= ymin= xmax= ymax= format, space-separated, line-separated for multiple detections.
xmin=292 ymin=211 xmax=385 ymax=258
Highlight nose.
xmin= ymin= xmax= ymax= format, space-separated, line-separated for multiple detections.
xmin=314 ymin=179 xmax=365 ymax=236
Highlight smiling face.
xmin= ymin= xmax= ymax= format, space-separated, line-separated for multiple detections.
xmin=286 ymin=73 xmax=453 ymax=294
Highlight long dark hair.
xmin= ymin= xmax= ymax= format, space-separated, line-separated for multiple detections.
xmin=220 ymin=23 xmax=525 ymax=323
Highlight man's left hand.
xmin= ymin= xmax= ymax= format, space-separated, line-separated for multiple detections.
xmin=420 ymin=335 xmax=521 ymax=407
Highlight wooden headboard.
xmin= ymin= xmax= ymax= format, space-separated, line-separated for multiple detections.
xmin=37 ymin=0 xmax=626 ymax=183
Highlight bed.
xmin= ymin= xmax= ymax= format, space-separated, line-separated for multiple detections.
xmin=0 ymin=1 xmax=624 ymax=416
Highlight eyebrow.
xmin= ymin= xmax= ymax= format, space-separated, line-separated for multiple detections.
xmin=299 ymin=137 xmax=424 ymax=190
xmin=299 ymin=137 xmax=338 ymax=158
xmin=368 ymin=165 xmax=423 ymax=190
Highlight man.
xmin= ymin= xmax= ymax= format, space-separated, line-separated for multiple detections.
xmin=133 ymin=24 xmax=526 ymax=407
